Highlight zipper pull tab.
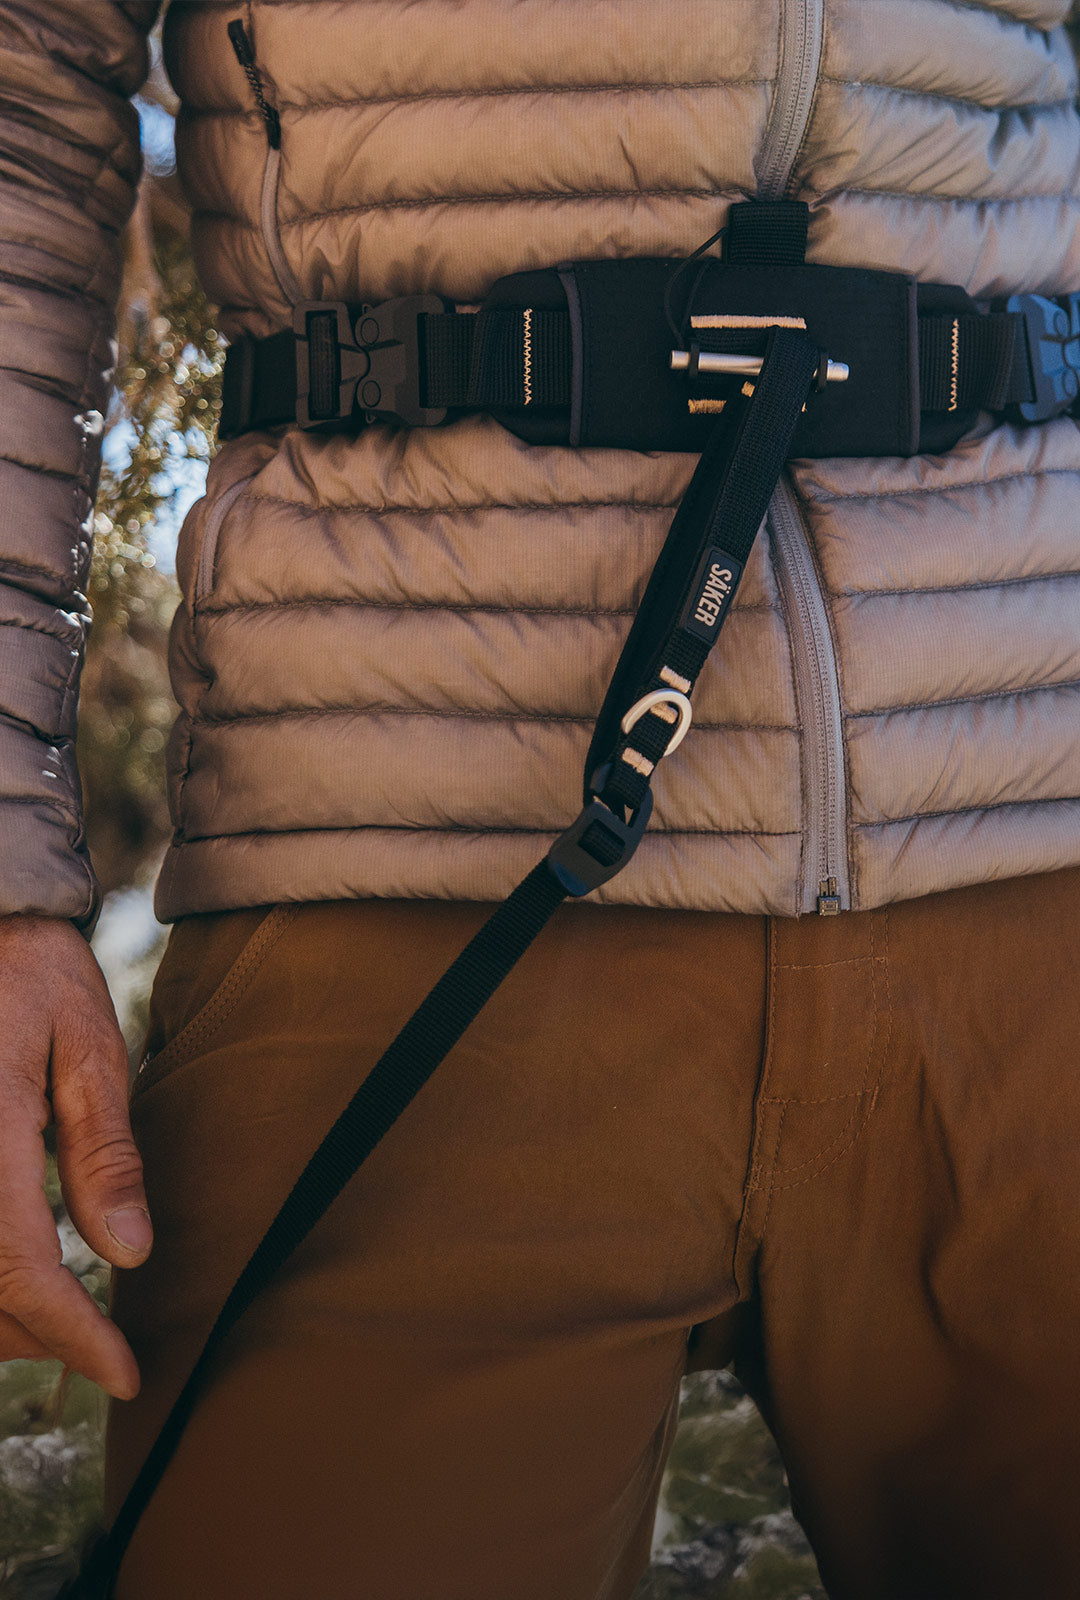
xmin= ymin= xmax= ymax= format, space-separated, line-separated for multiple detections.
xmin=817 ymin=876 xmax=842 ymax=916
xmin=227 ymin=19 xmax=282 ymax=149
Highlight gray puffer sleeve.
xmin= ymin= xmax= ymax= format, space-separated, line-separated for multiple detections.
xmin=0 ymin=1 xmax=160 ymax=928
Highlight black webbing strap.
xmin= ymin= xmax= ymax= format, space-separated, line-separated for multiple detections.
xmin=71 ymin=329 xmax=823 ymax=1600
xmin=220 ymin=327 xmax=297 ymax=436
xmin=918 ymin=311 xmax=1026 ymax=412
xmin=425 ymin=306 xmax=572 ymax=409
xmin=588 ymin=326 xmax=823 ymax=819
xmin=222 ymin=300 xmax=1033 ymax=431
xmin=725 ymin=198 xmax=810 ymax=266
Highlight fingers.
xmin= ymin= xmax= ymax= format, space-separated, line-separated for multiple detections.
xmin=51 ymin=1004 xmax=153 ymax=1274
xmin=0 ymin=1305 xmax=58 ymax=1362
xmin=0 ymin=1070 xmax=140 ymax=1399
xmin=0 ymin=917 xmax=150 ymax=1400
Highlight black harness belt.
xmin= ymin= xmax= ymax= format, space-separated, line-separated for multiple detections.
xmin=220 ymin=253 xmax=1080 ymax=456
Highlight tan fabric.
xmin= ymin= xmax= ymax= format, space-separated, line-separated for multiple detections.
xmin=0 ymin=2 xmax=1078 ymax=923
xmin=155 ymin=0 xmax=1080 ymax=918
xmin=106 ymin=867 xmax=1080 ymax=1597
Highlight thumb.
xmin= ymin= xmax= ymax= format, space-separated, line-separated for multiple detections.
xmin=52 ymin=1009 xmax=153 ymax=1269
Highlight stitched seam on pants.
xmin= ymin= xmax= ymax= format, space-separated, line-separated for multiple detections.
xmin=764 ymin=922 xmax=880 ymax=1180
xmin=743 ymin=922 xmax=780 ymax=1200
xmin=759 ymin=1089 xmax=863 ymax=1105
xmin=757 ymin=1103 xmax=788 ymax=1242
xmin=135 ymin=905 xmax=299 ymax=1091
xmin=775 ymin=955 xmax=873 ymax=971
xmin=771 ymin=908 xmax=893 ymax=1191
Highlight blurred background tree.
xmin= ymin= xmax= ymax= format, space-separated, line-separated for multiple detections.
xmin=78 ymin=31 xmax=224 ymax=899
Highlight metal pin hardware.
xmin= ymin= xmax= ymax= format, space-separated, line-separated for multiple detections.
xmin=671 ymin=349 xmax=850 ymax=383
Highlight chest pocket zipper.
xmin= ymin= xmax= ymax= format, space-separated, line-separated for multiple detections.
xmin=194 ymin=475 xmax=254 ymax=609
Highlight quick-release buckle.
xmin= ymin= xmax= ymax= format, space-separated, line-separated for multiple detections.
xmin=546 ymin=762 xmax=655 ymax=897
xmin=1004 ymin=292 xmax=1080 ymax=424
xmin=293 ymin=296 xmax=448 ymax=429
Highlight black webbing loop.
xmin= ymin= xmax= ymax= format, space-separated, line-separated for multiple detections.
xmin=725 ymin=199 xmax=810 ymax=266
xmin=74 ymin=328 xmax=824 ymax=1600
xmin=918 ymin=312 xmax=1025 ymax=412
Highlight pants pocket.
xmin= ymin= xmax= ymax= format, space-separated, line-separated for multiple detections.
xmin=133 ymin=904 xmax=297 ymax=1098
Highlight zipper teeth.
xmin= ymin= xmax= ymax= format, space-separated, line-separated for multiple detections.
xmin=757 ymin=0 xmax=825 ymax=200
xmin=769 ymin=477 xmax=849 ymax=914
xmin=228 ymin=19 xmax=282 ymax=149
xmin=228 ymin=19 xmax=300 ymax=306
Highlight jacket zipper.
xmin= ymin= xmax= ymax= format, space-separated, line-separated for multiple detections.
xmin=769 ymin=476 xmax=849 ymax=915
xmin=228 ymin=19 xmax=301 ymax=306
xmin=756 ymin=0 xmax=825 ymax=200
xmin=195 ymin=475 xmax=254 ymax=607
xmin=757 ymin=1 xmax=844 ymax=912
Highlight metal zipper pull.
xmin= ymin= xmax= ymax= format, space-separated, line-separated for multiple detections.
xmin=227 ymin=19 xmax=282 ymax=149
xmin=817 ymin=876 xmax=842 ymax=916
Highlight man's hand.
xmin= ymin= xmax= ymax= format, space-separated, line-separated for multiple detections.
xmin=0 ymin=915 xmax=152 ymax=1400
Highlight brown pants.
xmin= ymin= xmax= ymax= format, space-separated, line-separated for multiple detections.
xmin=107 ymin=869 xmax=1080 ymax=1599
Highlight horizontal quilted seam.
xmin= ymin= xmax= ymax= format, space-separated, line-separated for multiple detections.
xmin=179 ymin=79 xmax=775 ymax=117
xmin=194 ymin=184 xmax=740 ymax=229
xmin=831 ymin=569 xmax=1080 ymax=599
xmin=0 ymin=789 xmax=78 ymax=816
xmin=933 ymin=0 xmax=1072 ymax=28
xmin=189 ymin=704 xmax=799 ymax=734
xmin=194 ymin=598 xmax=782 ymax=620
xmin=845 ymin=676 xmax=1080 ymax=720
xmin=0 ymin=450 xmax=93 ymax=489
xmin=803 ymin=182 xmax=1080 ymax=206
xmin=819 ymin=75 xmax=1075 ymax=115
xmin=796 ymin=464 xmax=1080 ymax=504
xmin=854 ymin=792 xmax=1080 ymax=830
xmin=173 ymin=0 xmax=1065 ymax=20
xmin=168 ymin=825 xmax=806 ymax=851
xmin=239 ymin=493 xmax=689 ymax=515
xmin=0 ymin=614 xmax=82 ymax=645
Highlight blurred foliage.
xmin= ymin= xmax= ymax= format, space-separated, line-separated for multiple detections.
xmin=78 ymin=42 xmax=224 ymax=896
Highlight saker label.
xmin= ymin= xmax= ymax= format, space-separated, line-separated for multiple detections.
xmin=679 ymin=547 xmax=744 ymax=643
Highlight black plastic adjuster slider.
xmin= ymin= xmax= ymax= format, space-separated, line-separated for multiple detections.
xmin=546 ymin=762 xmax=655 ymax=897
xmin=293 ymin=296 xmax=449 ymax=429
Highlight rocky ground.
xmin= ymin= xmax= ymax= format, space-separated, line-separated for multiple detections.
xmin=634 ymin=1370 xmax=825 ymax=1600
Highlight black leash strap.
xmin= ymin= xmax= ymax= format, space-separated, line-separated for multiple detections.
xmin=72 ymin=327 xmax=821 ymax=1599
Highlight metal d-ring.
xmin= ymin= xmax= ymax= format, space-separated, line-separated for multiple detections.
xmin=620 ymin=689 xmax=694 ymax=756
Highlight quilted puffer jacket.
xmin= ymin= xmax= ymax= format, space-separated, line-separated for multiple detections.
xmin=0 ymin=0 xmax=1078 ymax=929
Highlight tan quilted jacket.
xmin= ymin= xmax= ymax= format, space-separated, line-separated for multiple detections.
xmin=1 ymin=0 xmax=1078 ymax=927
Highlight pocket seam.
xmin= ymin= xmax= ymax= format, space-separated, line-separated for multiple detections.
xmin=135 ymin=904 xmax=299 ymax=1094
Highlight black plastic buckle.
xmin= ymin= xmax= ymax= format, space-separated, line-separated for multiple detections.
xmin=546 ymin=763 xmax=655 ymax=897
xmin=1004 ymin=292 xmax=1080 ymax=424
xmin=292 ymin=296 xmax=448 ymax=429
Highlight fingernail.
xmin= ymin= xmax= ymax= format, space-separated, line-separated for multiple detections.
xmin=105 ymin=1207 xmax=153 ymax=1255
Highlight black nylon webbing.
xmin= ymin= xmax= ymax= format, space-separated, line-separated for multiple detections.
xmin=587 ymin=327 xmax=822 ymax=813
xmin=219 ymin=297 xmax=1037 ymax=440
xmin=725 ymin=199 xmax=810 ymax=265
xmin=424 ymin=308 xmax=572 ymax=408
xmin=78 ymin=328 xmax=823 ymax=1600
xmin=918 ymin=311 xmax=1027 ymax=412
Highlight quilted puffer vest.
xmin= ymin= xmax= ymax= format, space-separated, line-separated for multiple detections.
xmin=154 ymin=0 xmax=1080 ymax=920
